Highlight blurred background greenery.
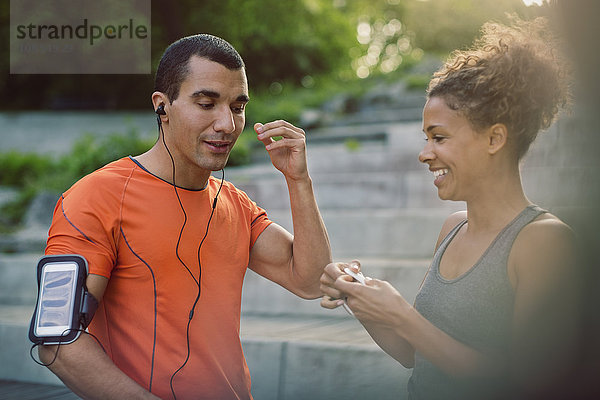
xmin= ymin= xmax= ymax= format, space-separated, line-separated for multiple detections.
xmin=1 ymin=0 xmax=546 ymax=112
xmin=0 ymin=0 xmax=551 ymax=231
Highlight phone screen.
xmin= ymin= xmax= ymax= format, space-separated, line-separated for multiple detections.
xmin=34 ymin=262 xmax=78 ymax=337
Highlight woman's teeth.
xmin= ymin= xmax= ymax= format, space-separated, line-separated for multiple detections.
xmin=433 ymin=168 xmax=448 ymax=178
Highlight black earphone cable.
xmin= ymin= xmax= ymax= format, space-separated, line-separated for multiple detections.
xmin=29 ymin=329 xmax=107 ymax=367
xmin=160 ymin=122 xmax=199 ymax=285
xmin=157 ymin=114 xmax=225 ymax=400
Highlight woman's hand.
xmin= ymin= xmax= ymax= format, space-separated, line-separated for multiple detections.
xmin=341 ymin=278 xmax=412 ymax=326
xmin=320 ymin=260 xmax=361 ymax=309
xmin=321 ymin=260 xmax=418 ymax=367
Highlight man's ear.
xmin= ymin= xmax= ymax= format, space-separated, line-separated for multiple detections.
xmin=488 ymin=123 xmax=508 ymax=155
xmin=151 ymin=91 xmax=169 ymax=118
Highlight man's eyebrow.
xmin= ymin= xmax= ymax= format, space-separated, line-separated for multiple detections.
xmin=191 ymin=89 xmax=219 ymax=99
xmin=190 ymin=90 xmax=249 ymax=103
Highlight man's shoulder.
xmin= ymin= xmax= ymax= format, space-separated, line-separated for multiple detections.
xmin=63 ymin=157 xmax=136 ymax=201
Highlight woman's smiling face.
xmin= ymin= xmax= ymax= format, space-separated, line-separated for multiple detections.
xmin=419 ymin=96 xmax=492 ymax=202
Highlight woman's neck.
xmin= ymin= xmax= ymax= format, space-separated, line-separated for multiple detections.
xmin=464 ymin=167 xmax=530 ymax=233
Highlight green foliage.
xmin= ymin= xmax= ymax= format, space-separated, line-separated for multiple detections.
xmin=183 ymin=0 xmax=356 ymax=87
xmin=35 ymin=129 xmax=154 ymax=193
xmin=0 ymin=0 xmax=359 ymax=110
xmin=0 ymin=130 xmax=153 ymax=230
xmin=0 ymin=152 xmax=53 ymax=188
xmin=344 ymin=138 xmax=362 ymax=152
xmin=247 ymin=88 xmax=306 ymax=127
xmin=0 ymin=187 xmax=36 ymax=233
xmin=341 ymin=0 xmax=415 ymax=79
xmin=65 ymin=131 xmax=152 ymax=179
xmin=246 ymin=73 xmax=377 ymax=127
xmin=403 ymin=0 xmax=541 ymax=56
xmin=405 ymin=74 xmax=432 ymax=91
xmin=228 ymin=130 xmax=253 ymax=167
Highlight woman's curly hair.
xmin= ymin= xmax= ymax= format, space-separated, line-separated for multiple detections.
xmin=427 ymin=16 xmax=570 ymax=159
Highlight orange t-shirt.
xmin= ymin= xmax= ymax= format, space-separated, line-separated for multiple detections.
xmin=46 ymin=157 xmax=272 ymax=400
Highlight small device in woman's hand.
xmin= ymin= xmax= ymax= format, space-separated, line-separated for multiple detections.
xmin=343 ymin=267 xmax=366 ymax=285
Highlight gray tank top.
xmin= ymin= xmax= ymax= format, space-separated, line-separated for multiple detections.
xmin=407 ymin=205 xmax=547 ymax=400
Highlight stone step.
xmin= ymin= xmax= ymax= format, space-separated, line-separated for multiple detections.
xmin=241 ymin=315 xmax=410 ymax=400
xmin=0 ymin=305 xmax=63 ymax=386
xmin=268 ymin=208 xmax=458 ymax=259
xmin=227 ymin=164 xmax=461 ymax=212
xmin=235 ymin=122 xmax=426 ymax=178
xmin=0 ymin=305 xmax=411 ymax=400
xmin=0 ymin=227 xmax=49 ymax=254
xmin=0 ymin=188 xmax=19 ymax=208
xmin=0 ymin=253 xmax=39 ymax=306
xmin=0 ymin=380 xmax=79 ymax=400
xmin=0 ymin=111 xmax=157 ymax=156
xmin=1 ymin=253 xmax=431 ymax=320
xmin=242 ymin=257 xmax=429 ymax=317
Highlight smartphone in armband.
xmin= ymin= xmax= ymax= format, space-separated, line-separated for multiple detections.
xmin=29 ymin=255 xmax=98 ymax=345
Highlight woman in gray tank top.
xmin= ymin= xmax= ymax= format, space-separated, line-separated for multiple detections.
xmin=320 ymin=16 xmax=577 ymax=399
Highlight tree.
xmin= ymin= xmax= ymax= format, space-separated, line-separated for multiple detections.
xmin=403 ymin=0 xmax=538 ymax=55
xmin=1 ymin=0 xmax=357 ymax=110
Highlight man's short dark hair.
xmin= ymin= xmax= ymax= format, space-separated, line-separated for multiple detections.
xmin=154 ymin=34 xmax=245 ymax=103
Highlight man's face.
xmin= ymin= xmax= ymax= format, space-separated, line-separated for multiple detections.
xmin=164 ymin=56 xmax=248 ymax=180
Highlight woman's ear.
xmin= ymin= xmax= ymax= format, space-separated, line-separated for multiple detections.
xmin=488 ymin=123 xmax=508 ymax=155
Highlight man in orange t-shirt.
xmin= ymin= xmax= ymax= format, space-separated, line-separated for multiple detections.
xmin=39 ymin=34 xmax=331 ymax=400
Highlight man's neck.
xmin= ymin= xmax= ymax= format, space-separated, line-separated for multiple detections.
xmin=133 ymin=145 xmax=211 ymax=190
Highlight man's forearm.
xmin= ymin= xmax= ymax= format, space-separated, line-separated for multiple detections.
xmin=39 ymin=334 xmax=159 ymax=400
xmin=286 ymin=176 xmax=332 ymax=298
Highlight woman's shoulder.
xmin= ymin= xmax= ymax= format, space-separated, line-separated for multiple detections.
xmin=434 ymin=210 xmax=468 ymax=250
xmin=518 ymin=212 xmax=574 ymax=246
xmin=441 ymin=210 xmax=468 ymax=234
xmin=510 ymin=211 xmax=576 ymax=281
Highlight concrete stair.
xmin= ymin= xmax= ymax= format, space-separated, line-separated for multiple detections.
xmin=241 ymin=257 xmax=430 ymax=318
